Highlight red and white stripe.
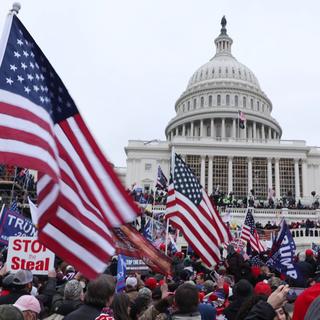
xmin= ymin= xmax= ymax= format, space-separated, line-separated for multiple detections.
xmin=166 ymin=183 xmax=231 ymax=267
xmin=0 ymin=93 xmax=138 ymax=279
xmin=241 ymin=225 xmax=265 ymax=253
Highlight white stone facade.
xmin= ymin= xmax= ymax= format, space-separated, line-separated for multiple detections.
xmin=124 ymin=19 xmax=320 ymax=203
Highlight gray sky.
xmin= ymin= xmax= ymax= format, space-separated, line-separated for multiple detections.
xmin=1 ymin=1 xmax=319 ymax=166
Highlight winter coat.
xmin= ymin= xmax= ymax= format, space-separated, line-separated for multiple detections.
xmin=244 ymin=300 xmax=276 ymax=320
xmin=226 ymin=252 xmax=244 ymax=282
xmin=64 ymin=304 xmax=102 ymax=320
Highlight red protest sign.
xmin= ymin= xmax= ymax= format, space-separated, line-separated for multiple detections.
xmin=6 ymin=237 xmax=55 ymax=275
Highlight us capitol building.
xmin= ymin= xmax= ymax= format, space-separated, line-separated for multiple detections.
xmin=122 ymin=17 xmax=320 ymax=203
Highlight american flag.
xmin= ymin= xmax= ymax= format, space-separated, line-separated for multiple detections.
xmin=0 ymin=13 xmax=138 ymax=278
xmin=166 ymin=154 xmax=232 ymax=267
xmin=156 ymin=165 xmax=168 ymax=191
xmin=240 ymin=208 xmax=265 ymax=253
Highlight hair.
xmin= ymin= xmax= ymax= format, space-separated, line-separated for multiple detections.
xmin=174 ymin=283 xmax=199 ymax=314
xmin=112 ymin=293 xmax=131 ymax=320
xmin=235 ymin=295 xmax=267 ymax=320
xmin=130 ymin=296 xmax=150 ymax=320
xmin=84 ymin=275 xmax=115 ymax=308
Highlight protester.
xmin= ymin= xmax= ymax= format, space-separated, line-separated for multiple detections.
xmin=112 ymin=293 xmax=131 ymax=320
xmin=0 ymin=270 xmax=33 ymax=305
xmin=64 ymin=275 xmax=115 ymax=320
xmin=0 ymin=304 xmax=24 ymax=320
xmin=14 ymin=295 xmax=41 ymax=320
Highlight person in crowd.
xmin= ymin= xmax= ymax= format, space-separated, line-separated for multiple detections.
xmin=50 ymin=279 xmax=83 ymax=317
xmin=223 ymin=279 xmax=253 ymax=320
xmin=254 ymin=281 xmax=272 ymax=297
xmin=14 ymin=295 xmax=41 ymax=320
xmin=171 ymin=283 xmax=201 ymax=319
xmin=125 ymin=276 xmax=139 ymax=304
xmin=64 ymin=275 xmax=115 ymax=320
xmin=226 ymin=245 xmax=244 ymax=283
xmin=0 ymin=270 xmax=33 ymax=305
xmin=0 ymin=304 xmax=24 ymax=320
xmin=195 ymin=272 xmax=205 ymax=291
xmin=112 ymin=293 xmax=131 ymax=320
xmin=292 ymin=280 xmax=320 ymax=320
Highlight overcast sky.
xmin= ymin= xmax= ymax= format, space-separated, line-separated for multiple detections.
xmin=1 ymin=1 xmax=319 ymax=166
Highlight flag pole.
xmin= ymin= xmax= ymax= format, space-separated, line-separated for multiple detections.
xmin=165 ymin=147 xmax=175 ymax=255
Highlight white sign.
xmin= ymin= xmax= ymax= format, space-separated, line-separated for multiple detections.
xmin=6 ymin=237 xmax=55 ymax=275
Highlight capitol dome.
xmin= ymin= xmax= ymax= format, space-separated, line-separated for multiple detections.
xmin=165 ymin=16 xmax=282 ymax=142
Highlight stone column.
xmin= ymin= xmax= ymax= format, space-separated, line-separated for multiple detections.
xmin=253 ymin=122 xmax=257 ymax=140
xmin=248 ymin=157 xmax=253 ymax=194
xmin=228 ymin=157 xmax=233 ymax=193
xmin=268 ymin=127 xmax=272 ymax=140
xmin=210 ymin=118 xmax=214 ymax=138
xmin=302 ymin=159 xmax=308 ymax=198
xmin=170 ymin=131 xmax=173 ymax=141
xmin=182 ymin=124 xmax=186 ymax=136
xmin=190 ymin=122 xmax=194 ymax=137
xmin=208 ymin=156 xmax=213 ymax=195
xmin=267 ymin=158 xmax=272 ymax=191
xmin=200 ymin=119 xmax=204 ymax=137
xmin=175 ymin=127 xmax=178 ymax=136
xmin=275 ymin=158 xmax=280 ymax=199
xmin=221 ymin=118 xmax=226 ymax=139
xmin=261 ymin=124 xmax=265 ymax=140
xmin=200 ymin=156 xmax=206 ymax=187
xmin=232 ymin=118 xmax=236 ymax=139
xmin=294 ymin=159 xmax=300 ymax=199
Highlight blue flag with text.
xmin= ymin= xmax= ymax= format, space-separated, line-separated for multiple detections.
xmin=267 ymin=219 xmax=301 ymax=282
xmin=116 ymin=254 xmax=127 ymax=293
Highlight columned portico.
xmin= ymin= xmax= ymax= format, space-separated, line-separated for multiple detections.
xmin=248 ymin=157 xmax=252 ymax=193
xmin=267 ymin=158 xmax=272 ymax=191
xmin=294 ymin=159 xmax=300 ymax=199
xmin=228 ymin=156 xmax=233 ymax=193
xmin=208 ymin=156 xmax=213 ymax=195
xmin=200 ymin=155 xmax=206 ymax=187
xmin=275 ymin=158 xmax=280 ymax=198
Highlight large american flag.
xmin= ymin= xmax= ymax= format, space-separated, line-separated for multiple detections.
xmin=0 ymin=13 xmax=138 ymax=278
xmin=165 ymin=154 xmax=232 ymax=267
xmin=240 ymin=208 xmax=265 ymax=253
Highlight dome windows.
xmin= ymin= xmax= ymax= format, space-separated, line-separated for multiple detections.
xmin=235 ymin=95 xmax=239 ymax=107
xmin=187 ymin=101 xmax=190 ymax=111
xmin=243 ymin=96 xmax=247 ymax=108
xmin=257 ymin=101 xmax=260 ymax=111
xmin=193 ymin=98 xmax=197 ymax=109
xmin=200 ymin=97 xmax=204 ymax=108
xmin=250 ymin=98 xmax=254 ymax=109
xmin=226 ymin=94 xmax=230 ymax=106
xmin=209 ymin=95 xmax=213 ymax=107
xmin=217 ymin=94 xmax=221 ymax=106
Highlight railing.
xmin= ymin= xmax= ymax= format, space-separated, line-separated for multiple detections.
xmin=291 ymin=228 xmax=320 ymax=238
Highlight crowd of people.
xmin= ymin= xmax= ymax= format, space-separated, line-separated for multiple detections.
xmin=0 ymin=245 xmax=320 ymax=319
xmin=0 ymin=165 xmax=37 ymax=211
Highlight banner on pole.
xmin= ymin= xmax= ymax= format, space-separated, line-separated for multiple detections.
xmin=6 ymin=237 xmax=55 ymax=275
xmin=0 ymin=209 xmax=37 ymax=245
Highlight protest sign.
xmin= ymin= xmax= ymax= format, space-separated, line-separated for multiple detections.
xmin=0 ymin=208 xmax=37 ymax=245
xmin=126 ymin=257 xmax=150 ymax=274
xmin=6 ymin=237 xmax=55 ymax=275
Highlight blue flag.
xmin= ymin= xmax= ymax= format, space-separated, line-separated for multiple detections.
xmin=116 ymin=254 xmax=127 ymax=293
xmin=0 ymin=208 xmax=37 ymax=245
xmin=312 ymin=242 xmax=320 ymax=254
xmin=267 ymin=219 xmax=301 ymax=281
xmin=143 ymin=219 xmax=153 ymax=242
